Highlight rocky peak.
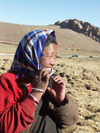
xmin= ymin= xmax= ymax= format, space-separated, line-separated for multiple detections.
xmin=54 ymin=19 xmax=100 ymax=43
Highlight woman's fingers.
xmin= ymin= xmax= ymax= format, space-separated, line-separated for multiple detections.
xmin=36 ymin=69 xmax=49 ymax=79
xmin=52 ymin=76 xmax=65 ymax=85
xmin=42 ymin=69 xmax=49 ymax=78
xmin=52 ymin=76 xmax=62 ymax=80
xmin=33 ymin=69 xmax=50 ymax=91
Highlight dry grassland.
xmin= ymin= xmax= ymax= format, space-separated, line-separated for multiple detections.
xmin=0 ymin=44 xmax=100 ymax=133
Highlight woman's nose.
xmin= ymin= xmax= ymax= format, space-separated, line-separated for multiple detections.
xmin=51 ymin=57 xmax=56 ymax=65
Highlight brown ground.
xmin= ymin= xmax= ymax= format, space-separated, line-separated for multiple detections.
xmin=0 ymin=22 xmax=100 ymax=133
xmin=0 ymin=51 xmax=100 ymax=133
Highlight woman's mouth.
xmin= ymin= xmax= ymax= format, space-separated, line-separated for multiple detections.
xmin=45 ymin=68 xmax=52 ymax=73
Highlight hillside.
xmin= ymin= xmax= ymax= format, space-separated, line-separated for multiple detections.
xmin=0 ymin=22 xmax=100 ymax=51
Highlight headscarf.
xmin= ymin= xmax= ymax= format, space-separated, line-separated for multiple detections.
xmin=10 ymin=30 xmax=56 ymax=76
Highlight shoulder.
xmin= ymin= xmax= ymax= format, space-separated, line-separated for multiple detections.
xmin=0 ymin=71 xmax=17 ymax=81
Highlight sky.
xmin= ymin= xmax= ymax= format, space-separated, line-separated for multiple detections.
xmin=0 ymin=0 xmax=100 ymax=28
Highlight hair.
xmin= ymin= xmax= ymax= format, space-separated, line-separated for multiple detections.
xmin=43 ymin=33 xmax=57 ymax=50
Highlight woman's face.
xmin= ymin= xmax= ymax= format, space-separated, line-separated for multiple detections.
xmin=40 ymin=43 xmax=57 ymax=73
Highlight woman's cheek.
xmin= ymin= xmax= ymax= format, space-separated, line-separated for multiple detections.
xmin=40 ymin=58 xmax=50 ymax=68
xmin=44 ymin=58 xmax=50 ymax=65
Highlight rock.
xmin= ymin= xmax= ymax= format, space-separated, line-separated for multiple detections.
xmin=54 ymin=21 xmax=62 ymax=25
xmin=89 ymin=56 xmax=93 ymax=58
xmin=88 ymin=31 xmax=93 ymax=37
xmin=72 ymin=20 xmax=83 ymax=32
xmin=54 ymin=19 xmax=100 ymax=43
xmin=60 ymin=20 xmax=69 ymax=28
xmin=59 ymin=72 xmax=65 ymax=77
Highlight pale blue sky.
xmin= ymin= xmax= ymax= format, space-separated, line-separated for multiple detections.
xmin=0 ymin=0 xmax=100 ymax=28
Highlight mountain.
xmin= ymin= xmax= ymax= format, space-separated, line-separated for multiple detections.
xmin=55 ymin=19 xmax=100 ymax=43
xmin=0 ymin=20 xmax=100 ymax=51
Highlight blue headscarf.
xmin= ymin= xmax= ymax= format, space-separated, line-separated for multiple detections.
xmin=10 ymin=30 xmax=56 ymax=76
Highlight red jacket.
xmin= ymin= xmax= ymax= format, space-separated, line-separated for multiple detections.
xmin=0 ymin=71 xmax=37 ymax=133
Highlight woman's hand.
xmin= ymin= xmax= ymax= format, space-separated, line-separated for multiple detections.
xmin=47 ymin=76 xmax=66 ymax=105
xmin=30 ymin=69 xmax=49 ymax=102
xmin=32 ymin=69 xmax=49 ymax=91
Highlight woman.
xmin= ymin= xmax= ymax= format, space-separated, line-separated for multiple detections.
xmin=0 ymin=30 xmax=78 ymax=133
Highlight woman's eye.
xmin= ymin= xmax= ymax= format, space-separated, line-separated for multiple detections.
xmin=44 ymin=55 xmax=51 ymax=58
xmin=48 ymin=56 xmax=52 ymax=59
xmin=44 ymin=55 xmax=56 ymax=59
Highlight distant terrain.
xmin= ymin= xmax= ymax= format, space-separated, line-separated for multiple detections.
xmin=0 ymin=20 xmax=100 ymax=51
xmin=55 ymin=19 xmax=100 ymax=43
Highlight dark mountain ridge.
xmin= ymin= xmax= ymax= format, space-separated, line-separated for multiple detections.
xmin=55 ymin=19 xmax=100 ymax=43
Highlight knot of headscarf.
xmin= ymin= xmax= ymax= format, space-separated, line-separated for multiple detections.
xmin=9 ymin=29 xmax=56 ymax=76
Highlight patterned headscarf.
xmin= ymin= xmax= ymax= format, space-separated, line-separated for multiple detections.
xmin=10 ymin=30 xmax=56 ymax=76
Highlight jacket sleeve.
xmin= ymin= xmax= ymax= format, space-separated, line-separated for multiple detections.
xmin=48 ymin=93 xmax=78 ymax=128
xmin=0 ymin=74 xmax=37 ymax=133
